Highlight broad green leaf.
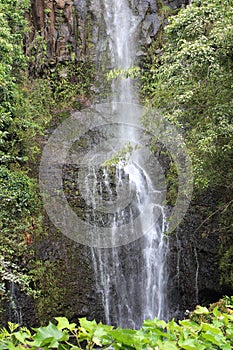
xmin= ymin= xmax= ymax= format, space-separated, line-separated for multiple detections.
xmin=33 ymin=322 xmax=65 ymax=341
xmin=179 ymin=319 xmax=200 ymax=330
xmin=201 ymin=332 xmax=225 ymax=346
xmin=133 ymin=329 xmax=150 ymax=342
xmin=213 ymin=307 xmax=221 ymax=317
xmin=194 ymin=306 xmax=209 ymax=315
xmin=225 ymin=313 xmax=233 ymax=321
xmin=155 ymin=319 xmax=167 ymax=329
xmin=220 ymin=344 xmax=232 ymax=350
xmin=110 ymin=328 xmax=136 ymax=346
xmin=78 ymin=318 xmax=97 ymax=333
xmin=178 ymin=338 xmax=205 ymax=350
xmin=158 ymin=340 xmax=179 ymax=350
xmin=201 ymin=323 xmax=222 ymax=334
xmin=77 ymin=327 xmax=90 ymax=342
xmin=0 ymin=342 xmax=8 ymax=350
xmin=8 ymin=343 xmax=17 ymax=350
xmin=93 ymin=325 xmax=113 ymax=345
xmin=225 ymin=325 xmax=233 ymax=337
xmin=92 ymin=336 xmax=102 ymax=346
xmin=166 ymin=320 xmax=181 ymax=333
xmin=13 ymin=331 xmax=29 ymax=343
xmin=32 ymin=322 xmax=68 ymax=347
xmin=54 ymin=317 xmax=76 ymax=331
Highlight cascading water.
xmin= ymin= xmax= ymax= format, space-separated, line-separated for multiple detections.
xmin=88 ymin=0 xmax=169 ymax=328
xmin=102 ymin=0 xmax=137 ymax=103
xmin=9 ymin=282 xmax=23 ymax=325
xmin=194 ymin=245 xmax=199 ymax=304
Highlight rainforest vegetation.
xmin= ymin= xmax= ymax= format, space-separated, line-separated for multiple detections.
xmin=0 ymin=297 xmax=233 ymax=349
xmin=0 ymin=0 xmax=232 ymax=347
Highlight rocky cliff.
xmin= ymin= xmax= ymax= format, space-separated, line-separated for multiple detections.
xmin=167 ymin=189 xmax=232 ymax=320
xmin=27 ymin=0 xmax=189 ymax=72
xmin=8 ymin=0 xmax=231 ymax=327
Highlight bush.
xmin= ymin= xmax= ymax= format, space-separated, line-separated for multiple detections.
xmin=0 ymin=298 xmax=232 ymax=349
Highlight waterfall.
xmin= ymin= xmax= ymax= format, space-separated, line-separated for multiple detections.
xmin=89 ymin=161 xmax=168 ymax=327
xmin=102 ymin=0 xmax=137 ymax=103
xmin=194 ymin=245 xmax=199 ymax=304
xmin=86 ymin=0 xmax=169 ymax=328
xmin=9 ymin=282 xmax=23 ymax=326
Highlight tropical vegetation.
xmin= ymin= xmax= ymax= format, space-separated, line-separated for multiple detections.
xmin=0 ymin=297 xmax=233 ymax=349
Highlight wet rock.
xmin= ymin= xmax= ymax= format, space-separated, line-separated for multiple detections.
xmin=167 ymin=189 xmax=233 ymax=319
xmin=27 ymin=0 xmax=187 ymax=68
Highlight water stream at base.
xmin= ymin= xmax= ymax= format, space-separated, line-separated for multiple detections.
xmin=87 ymin=0 xmax=169 ymax=328
xmin=9 ymin=282 xmax=23 ymax=325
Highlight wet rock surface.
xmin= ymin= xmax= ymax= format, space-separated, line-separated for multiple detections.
xmin=167 ymin=189 xmax=232 ymax=320
xmin=27 ymin=0 xmax=188 ymax=65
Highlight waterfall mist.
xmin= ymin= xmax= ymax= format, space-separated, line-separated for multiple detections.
xmin=88 ymin=0 xmax=169 ymax=328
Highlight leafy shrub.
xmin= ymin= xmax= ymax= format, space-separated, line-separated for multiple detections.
xmin=141 ymin=0 xmax=233 ymax=190
xmin=0 ymin=166 xmax=42 ymax=296
xmin=0 ymin=298 xmax=232 ymax=349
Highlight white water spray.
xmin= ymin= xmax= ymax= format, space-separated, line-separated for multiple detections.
xmin=89 ymin=0 xmax=168 ymax=328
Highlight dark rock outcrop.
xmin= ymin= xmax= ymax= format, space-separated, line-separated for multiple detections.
xmin=27 ymin=0 xmax=189 ymax=67
xmin=167 ymin=190 xmax=232 ymax=320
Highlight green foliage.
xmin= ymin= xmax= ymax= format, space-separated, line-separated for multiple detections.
xmin=102 ymin=142 xmax=139 ymax=167
xmin=0 ymin=0 xmax=94 ymax=164
xmin=157 ymin=0 xmax=176 ymax=18
xmin=48 ymin=61 xmax=95 ymax=109
xmin=0 ymin=0 xmax=44 ymax=303
xmin=140 ymin=0 xmax=233 ymax=287
xmin=0 ymin=0 xmax=32 ymax=164
xmin=29 ymin=260 xmax=68 ymax=325
xmin=23 ymin=60 xmax=95 ymax=131
xmin=0 ymin=299 xmax=233 ymax=349
xmin=0 ymin=166 xmax=42 ymax=296
xmin=106 ymin=67 xmax=141 ymax=80
xmin=27 ymin=33 xmax=48 ymax=76
xmin=0 ymin=0 xmax=95 ymax=322
xmin=141 ymin=0 xmax=233 ymax=191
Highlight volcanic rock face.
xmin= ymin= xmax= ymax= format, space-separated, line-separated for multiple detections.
xmin=27 ymin=0 xmax=188 ymax=65
xmin=28 ymin=0 xmax=77 ymax=64
xmin=167 ymin=189 xmax=232 ymax=320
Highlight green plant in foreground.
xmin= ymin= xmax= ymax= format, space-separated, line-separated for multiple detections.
xmin=0 ymin=298 xmax=232 ymax=349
